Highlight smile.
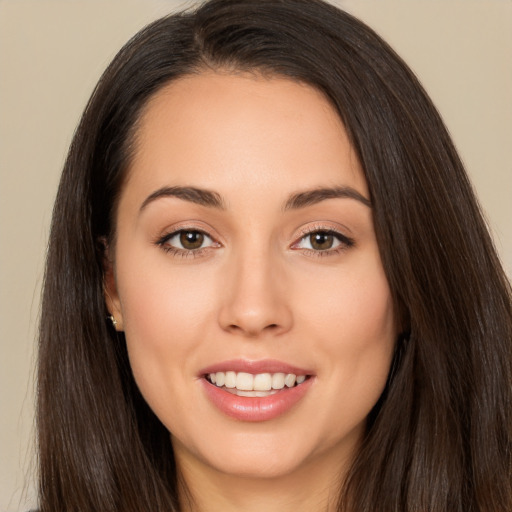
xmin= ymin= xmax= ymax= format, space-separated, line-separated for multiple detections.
xmin=200 ymin=360 xmax=314 ymax=421
xmin=206 ymin=371 xmax=307 ymax=397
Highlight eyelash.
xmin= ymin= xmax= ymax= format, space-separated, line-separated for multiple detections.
xmin=155 ymin=225 xmax=355 ymax=259
xmin=291 ymin=225 xmax=355 ymax=258
xmin=155 ymin=228 xmax=218 ymax=259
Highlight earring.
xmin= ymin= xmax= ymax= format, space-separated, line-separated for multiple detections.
xmin=108 ymin=315 xmax=117 ymax=329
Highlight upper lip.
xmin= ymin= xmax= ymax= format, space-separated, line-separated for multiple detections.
xmin=199 ymin=359 xmax=313 ymax=376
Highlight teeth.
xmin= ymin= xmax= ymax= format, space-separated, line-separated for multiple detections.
xmin=236 ymin=372 xmax=254 ymax=391
xmin=206 ymin=371 xmax=307 ymax=391
xmin=215 ymin=371 xmax=225 ymax=387
xmin=226 ymin=388 xmax=280 ymax=397
xmin=284 ymin=373 xmax=296 ymax=387
xmin=254 ymin=373 xmax=272 ymax=391
xmin=272 ymin=373 xmax=285 ymax=389
xmin=225 ymin=371 xmax=236 ymax=388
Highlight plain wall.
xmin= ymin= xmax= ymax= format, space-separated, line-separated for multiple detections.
xmin=1 ymin=1 xmax=510 ymax=510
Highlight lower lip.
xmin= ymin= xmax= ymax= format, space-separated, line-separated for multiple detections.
xmin=201 ymin=377 xmax=314 ymax=422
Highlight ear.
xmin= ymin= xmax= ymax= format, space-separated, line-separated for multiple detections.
xmin=101 ymin=239 xmax=124 ymax=332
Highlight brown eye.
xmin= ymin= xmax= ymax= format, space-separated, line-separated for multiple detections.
xmin=160 ymin=229 xmax=216 ymax=253
xmin=179 ymin=230 xmax=205 ymax=250
xmin=293 ymin=228 xmax=354 ymax=254
xmin=309 ymin=232 xmax=334 ymax=250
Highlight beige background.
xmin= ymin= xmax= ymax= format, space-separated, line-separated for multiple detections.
xmin=1 ymin=1 xmax=511 ymax=510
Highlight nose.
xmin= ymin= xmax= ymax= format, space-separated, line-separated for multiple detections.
xmin=217 ymin=249 xmax=293 ymax=338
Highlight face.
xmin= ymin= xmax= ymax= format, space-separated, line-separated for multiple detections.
xmin=105 ymin=72 xmax=396 ymax=483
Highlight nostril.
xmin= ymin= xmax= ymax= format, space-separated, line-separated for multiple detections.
xmin=226 ymin=323 xmax=279 ymax=335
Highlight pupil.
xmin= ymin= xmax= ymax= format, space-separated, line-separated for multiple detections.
xmin=311 ymin=232 xmax=333 ymax=250
xmin=180 ymin=231 xmax=204 ymax=250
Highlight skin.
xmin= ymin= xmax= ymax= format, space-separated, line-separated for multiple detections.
xmin=105 ymin=72 xmax=396 ymax=512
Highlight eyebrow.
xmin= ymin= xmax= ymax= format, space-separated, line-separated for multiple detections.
xmin=283 ymin=186 xmax=371 ymax=210
xmin=140 ymin=186 xmax=226 ymax=211
xmin=139 ymin=184 xmax=371 ymax=213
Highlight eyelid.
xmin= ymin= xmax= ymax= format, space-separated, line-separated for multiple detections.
xmin=154 ymin=223 xmax=222 ymax=257
xmin=293 ymin=222 xmax=351 ymax=240
xmin=154 ymin=220 xmax=221 ymax=243
xmin=290 ymin=223 xmax=355 ymax=254
xmin=163 ymin=229 xmax=215 ymax=246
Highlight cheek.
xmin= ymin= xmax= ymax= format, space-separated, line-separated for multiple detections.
xmin=300 ymin=255 xmax=395 ymax=345
xmin=118 ymin=247 xmax=216 ymax=330
xmin=115 ymin=252 xmax=218 ymax=395
xmin=296 ymin=255 xmax=396 ymax=411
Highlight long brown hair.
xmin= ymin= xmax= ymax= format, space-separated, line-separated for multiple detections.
xmin=38 ymin=1 xmax=512 ymax=510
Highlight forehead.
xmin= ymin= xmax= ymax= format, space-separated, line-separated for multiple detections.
xmin=124 ymin=71 xmax=367 ymax=203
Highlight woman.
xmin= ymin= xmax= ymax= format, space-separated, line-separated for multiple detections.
xmin=37 ymin=0 xmax=512 ymax=510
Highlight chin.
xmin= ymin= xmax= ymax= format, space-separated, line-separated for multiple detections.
xmin=174 ymin=423 xmax=351 ymax=482
xmin=206 ymin=449 xmax=308 ymax=480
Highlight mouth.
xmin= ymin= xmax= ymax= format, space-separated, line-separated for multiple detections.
xmin=199 ymin=361 xmax=314 ymax=421
xmin=204 ymin=371 xmax=310 ymax=397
